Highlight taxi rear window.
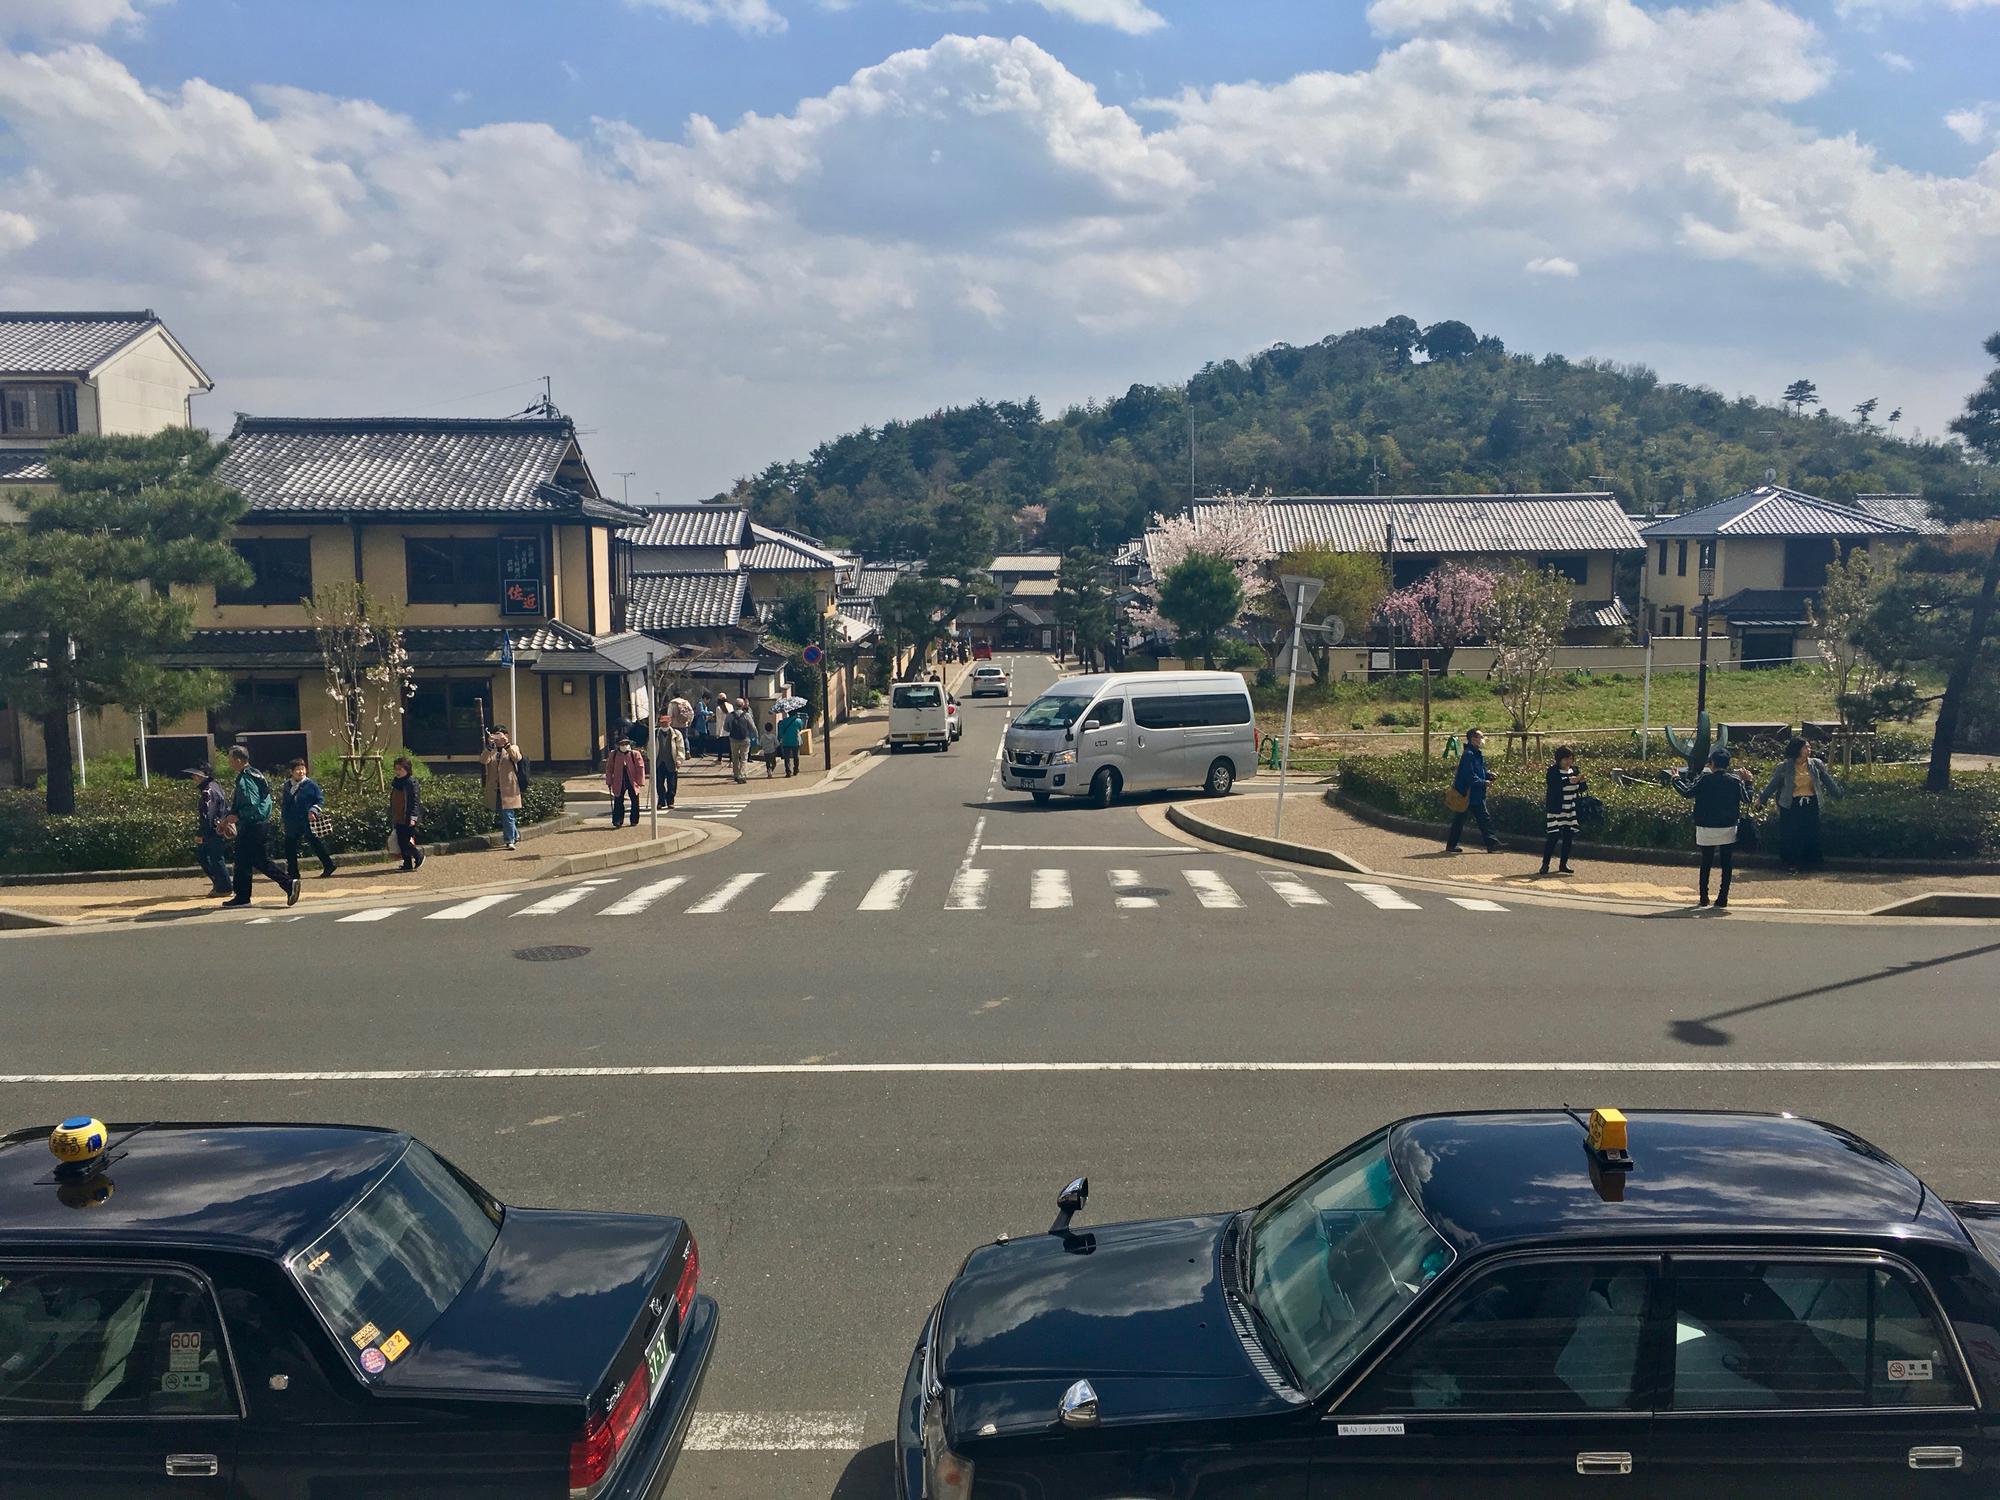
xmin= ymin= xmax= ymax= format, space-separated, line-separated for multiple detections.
xmin=289 ymin=1144 xmax=501 ymax=1377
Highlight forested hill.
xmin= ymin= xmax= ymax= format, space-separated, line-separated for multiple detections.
xmin=713 ymin=316 xmax=1976 ymax=560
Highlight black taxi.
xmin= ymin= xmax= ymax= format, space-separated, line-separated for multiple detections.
xmin=0 ymin=1117 xmax=719 ymax=1499
xmin=899 ymin=1109 xmax=2000 ymax=1499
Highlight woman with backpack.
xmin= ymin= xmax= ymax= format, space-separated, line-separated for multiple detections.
xmin=220 ymin=744 xmax=298 ymax=908
xmin=390 ymin=756 xmax=424 ymax=871
xmin=1674 ymin=747 xmax=1753 ymax=910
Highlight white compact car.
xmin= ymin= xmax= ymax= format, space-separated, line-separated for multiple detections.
xmin=968 ymin=664 xmax=1011 ymax=698
xmin=888 ymin=681 xmax=951 ymax=752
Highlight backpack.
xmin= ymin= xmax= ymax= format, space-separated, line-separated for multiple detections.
xmin=513 ymin=755 xmax=531 ymax=792
xmin=236 ymin=768 xmax=274 ymax=824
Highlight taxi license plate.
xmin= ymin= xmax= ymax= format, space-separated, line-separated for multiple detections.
xmin=645 ymin=1320 xmax=674 ymax=1406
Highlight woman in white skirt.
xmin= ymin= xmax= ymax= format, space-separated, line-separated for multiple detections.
xmin=1674 ymin=746 xmax=1754 ymax=910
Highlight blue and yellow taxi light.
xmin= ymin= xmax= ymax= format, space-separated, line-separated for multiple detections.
xmin=50 ymin=1116 xmax=109 ymax=1172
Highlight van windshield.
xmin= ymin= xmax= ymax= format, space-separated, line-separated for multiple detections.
xmin=892 ymin=685 xmax=943 ymax=709
xmin=1016 ymin=692 xmax=1090 ymax=730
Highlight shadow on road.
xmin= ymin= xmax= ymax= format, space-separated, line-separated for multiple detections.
xmin=1668 ymin=938 xmax=2000 ymax=1048
xmin=828 ymin=1440 xmax=896 ymax=1499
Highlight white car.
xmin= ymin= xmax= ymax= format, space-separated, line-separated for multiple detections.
xmin=888 ymin=681 xmax=951 ymax=751
xmin=968 ymin=664 xmax=1011 ymax=698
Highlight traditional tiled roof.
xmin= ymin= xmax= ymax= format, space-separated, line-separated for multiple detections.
xmin=1007 ymin=576 xmax=1059 ymax=598
xmin=744 ymin=523 xmax=844 ymax=571
xmin=1709 ymin=588 xmax=1819 ymax=628
xmin=843 ymin=565 xmax=907 ymax=599
xmin=836 ymin=598 xmax=877 ymax=623
xmin=626 ymin=571 xmax=752 ymax=632
xmin=674 ymin=657 xmax=782 ymax=679
xmin=1850 ymin=494 xmax=1945 ymax=534
xmin=1639 ymin=486 xmax=1913 ymax=540
xmin=1187 ymin=494 xmax=1642 ymax=557
xmin=1568 ymin=597 xmax=1631 ymax=631
xmin=626 ymin=504 xmax=750 ymax=549
xmin=157 ymin=624 xmax=600 ymax=669
xmin=990 ymin=552 xmax=1064 ymax=574
xmin=959 ymin=600 xmax=1049 ymax=627
xmin=219 ymin=417 xmax=636 ymax=520
xmin=0 ymin=311 xmax=207 ymax=383
xmin=0 ymin=448 xmax=51 ymax=483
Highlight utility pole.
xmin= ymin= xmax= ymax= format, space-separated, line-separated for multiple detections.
xmin=1273 ymin=573 xmax=1324 ymax=839
xmin=1695 ymin=541 xmax=1716 ymax=716
xmin=614 ymin=472 xmax=636 ymax=506
xmin=646 ymin=649 xmax=659 ymax=839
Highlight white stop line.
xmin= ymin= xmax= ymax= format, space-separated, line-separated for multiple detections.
xmin=685 ymin=1411 xmax=866 ymax=1452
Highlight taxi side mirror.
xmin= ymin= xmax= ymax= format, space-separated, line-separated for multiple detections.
xmin=1050 ymin=1176 xmax=1088 ymax=1235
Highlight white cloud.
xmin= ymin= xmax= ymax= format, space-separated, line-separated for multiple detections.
xmin=1 ymin=1 xmax=1994 ymax=493
xmin=0 ymin=0 xmax=163 ymax=39
xmin=1945 ymin=104 xmax=1995 ymax=144
xmin=627 ymin=0 xmax=787 ymax=35
xmin=1028 ymin=0 xmax=1167 ymax=33
xmin=1880 ymin=49 xmax=1914 ymax=70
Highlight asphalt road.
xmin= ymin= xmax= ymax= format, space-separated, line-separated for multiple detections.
xmin=6 ymin=653 xmax=2000 ymax=1496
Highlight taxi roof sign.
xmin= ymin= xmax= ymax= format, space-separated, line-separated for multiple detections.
xmin=1587 ymin=1108 xmax=1632 ymax=1170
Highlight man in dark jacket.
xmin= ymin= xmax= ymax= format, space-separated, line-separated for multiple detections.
xmin=280 ymin=758 xmax=336 ymax=882
xmin=221 ymin=745 xmax=298 ymax=908
xmin=1444 ymin=728 xmax=1501 ymax=853
xmin=187 ymin=764 xmax=231 ymax=896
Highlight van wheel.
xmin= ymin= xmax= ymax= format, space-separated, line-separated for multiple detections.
xmin=1031 ymin=790 xmax=1051 ymax=804
xmin=1204 ymin=759 xmax=1235 ymax=797
xmin=938 ymin=738 xmax=950 ymax=753
xmin=1089 ymin=768 xmax=1120 ymax=808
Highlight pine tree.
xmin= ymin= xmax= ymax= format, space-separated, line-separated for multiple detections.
xmin=0 ymin=428 xmax=250 ymax=813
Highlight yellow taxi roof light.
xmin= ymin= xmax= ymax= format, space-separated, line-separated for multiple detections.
xmin=1587 ymin=1108 xmax=1627 ymax=1155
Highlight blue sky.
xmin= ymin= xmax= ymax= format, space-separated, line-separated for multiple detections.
xmin=2 ymin=0 xmax=1996 ymax=496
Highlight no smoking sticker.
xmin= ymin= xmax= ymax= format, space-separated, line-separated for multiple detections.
xmin=1888 ymin=1359 xmax=1934 ymax=1382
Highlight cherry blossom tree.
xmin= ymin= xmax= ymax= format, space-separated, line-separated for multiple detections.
xmin=1140 ymin=493 xmax=1274 ymax=630
xmin=1375 ymin=562 xmax=1498 ymax=671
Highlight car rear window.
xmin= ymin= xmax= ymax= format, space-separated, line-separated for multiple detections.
xmin=289 ymin=1144 xmax=501 ymax=1378
xmin=893 ymin=685 xmax=943 ymax=708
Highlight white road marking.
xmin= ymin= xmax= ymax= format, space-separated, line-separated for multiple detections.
xmin=684 ymin=1412 xmax=866 ymax=1453
xmin=1030 ymin=868 xmax=1072 ymax=910
xmin=771 ymin=871 xmax=839 ymax=913
xmin=1449 ymin=897 xmax=1508 ymax=913
xmin=337 ymin=907 xmax=406 ymax=923
xmin=983 ymin=844 xmax=1195 ymax=853
xmin=426 ymin=893 xmax=515 ymax=921
xmin=1349 ymin=882 xmax=1421 ymax=911
xmin=858 ymin=869 xmax=915 ymax=911
xmin=17 ymin=1060 xmax=2000 ymax=1085
xmin=599 ymin=877 xmax=687 ymax=917
xmin=1184 ymin=869 xmax=1244 ymax=909
xmin=246 ymin=917 xmax=272 ymax=925
xmin=687 ymin=873 xmax=764 ymax=914
xmin=946 ymin=868 xmax=990 ymax=911
xmin=1109 ymin=869 xmax=1157 ymax=909
xmin=1262 ymin=872 xmax=1329 ymax=907
xmin=961 ymin=815 xmax=986 ymax=868
xmin=513 ymin=881 xmax=614 ymax=917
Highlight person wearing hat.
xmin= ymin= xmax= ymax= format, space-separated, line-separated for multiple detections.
xmin=220 ymin=745 xmax=298 ymax=908
xmin=186 ymin=763 xmax=232 ymax=897
xmin=1673 ymin=746 xmax=1754 ymax=910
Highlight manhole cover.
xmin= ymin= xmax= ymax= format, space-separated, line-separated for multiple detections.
xmin=1121 ymin=886 xmax=1172 ymax=900
xmin=513 ymin=945 xmax=591 ymax=962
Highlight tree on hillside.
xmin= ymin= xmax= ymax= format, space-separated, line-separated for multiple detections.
xmin=1419 ymin=320 xmax=1480 ymax=361
xmin=0 ymin=429 xmax=250 ymax=813
xmin=1852 ymin=398 xmax=1880 ymax=427
xmin=926 ymin=484 xmax=997 ymax=620
xmin=1376 ymin=563 xmax=1498 ymax=673
xmin=1782 ymin=379 xmax=1820 ymax=416
xmin=1053 ymin=548 xmax=1116 ymax=671
xmin=1887 ymin=407 xmax=1903 ymax=434
xmin=1157 ymin=554 xmax=1244 ymax=670
xmin=1260 ymin=548 xmax=1388 ymax=683
xmin=1487 ymin=567 xmax=1575 ymax=742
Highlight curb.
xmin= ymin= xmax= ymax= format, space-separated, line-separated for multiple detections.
xmin=0 ymin=810 xmax=587 ymax=887
xmin=1165 ymin=803 xmax=1370 ymax=874
xmin=538 ymin=825 xmax=707 ymax=878
xmin=1871 ymin=892 xmax=2000 ymax=918
xmin=0 ymin=906 xmax=62 ymax=929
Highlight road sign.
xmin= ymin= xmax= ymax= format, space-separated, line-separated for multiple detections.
xmin=1317 ymin=614 xmax=1344 ymax=645
xmin=802 ymin=644 xmax=824 ymax=665
xmin=1278 ymin=573 xmax=1325 ymax=616
xmin=1278 ymin=640 xmax=1309 ymax=678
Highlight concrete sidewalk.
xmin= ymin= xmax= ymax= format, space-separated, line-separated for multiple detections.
xmin=563 ymin=707 xmax=889 ymax=805
xmin=1178 ymin=788 xmax=2000 ymax=915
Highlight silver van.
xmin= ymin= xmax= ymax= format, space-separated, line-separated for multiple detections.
xmin=1001 ymin=670 xmax=1258 ymax=805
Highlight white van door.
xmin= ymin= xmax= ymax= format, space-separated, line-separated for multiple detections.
xmin=1181 ymin=685 xmax=1255 ymax=790
xmin=1124 ymin=685 xmax=1188 ymax=789
xmin=1074 ymin=695 xmax=1127 ymax=790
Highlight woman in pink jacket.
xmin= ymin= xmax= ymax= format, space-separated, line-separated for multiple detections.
xmin=605 ymin=737 xmax=647 ymax=828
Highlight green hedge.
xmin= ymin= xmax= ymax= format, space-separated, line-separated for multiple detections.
xmin=1337 ymin=752 xmax=2000 ymax=861
xmin=0 ymin=770 xmax=565 ymax=874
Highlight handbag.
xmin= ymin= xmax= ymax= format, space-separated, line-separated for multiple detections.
xmin=307 ymin=805 xmax=333 ymax=840
xmin=1737 ymin=814 xmax=1760 ymax=849
xmin=1443 ymin=786 xmax=1470 ymax=814
xmin=1576 ymin=793 xmax=1605 ymax=829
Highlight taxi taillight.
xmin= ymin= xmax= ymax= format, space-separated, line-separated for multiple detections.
xmin=673 ymin=1236 xmax=699 ymax=1326
xmin=568 ymin=1357 xmax=649 ymax=1499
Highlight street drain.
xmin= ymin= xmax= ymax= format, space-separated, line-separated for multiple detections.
xmin=513 ymin=944 xmax=591 ymax=962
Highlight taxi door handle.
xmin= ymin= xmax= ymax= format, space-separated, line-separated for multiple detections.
xmin=165 ymin=1454 xmax=220 ymax=1478
xmin=1576 ymin=1451 xmax=1632 ymax=1476
xmin=1909 ymin=1446 xmax=1963 ymax=1470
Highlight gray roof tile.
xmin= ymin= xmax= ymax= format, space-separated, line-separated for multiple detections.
xmin=1850 ymin=493 xmax=1946 ymax=534
xmin=626 ymin=504 xmax=750 ymax=549
xmin=159 ymin=624 xmax=599 ymax=668
xmin=1639 ymin=485 xmax=1913 ymax=540
xmin=626 ymin=570 xmax=751 ymax=631
xmin=0 ymin=311 xmax=162 ymax=374
xmin=0 ymin=448 xmax=52 ymax=483
xmin=744 ymin=523 xmax=844 ymax=571
xmin=1172 ymin=493 xmax=1642 ymax=557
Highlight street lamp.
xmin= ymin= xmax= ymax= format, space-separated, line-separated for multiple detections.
xmin=1695 ymin=540 xmax=1716 ymax=715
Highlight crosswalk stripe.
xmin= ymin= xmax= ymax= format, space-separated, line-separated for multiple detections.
xmin=1108 ymin=869 xmax=1157 ymax=909
xmin=1349 ymin=882 xmax=1421 ymax=911
xmin=772 ymin=871 xmax=839 ymax=913
xmin=1449 ymin=897 xmax=1508 ymax=912
xmin=1262 ymin=872 xmax=1329 ymax=907
xmin=599 ymin=877 xmax=687 ymax=917
xmin=514 ymin=883 xmax=609 ymax=917
xmin=1030 ymin=868 xmax=1071 ymax=910
xmin=1183 ymin=869 xmax=1244 ymax=909
xmin=687 ymin=872 xmax=764 ymax=914
xmin=946 ymin=869 xmax=990 ymax=911
xmin=858 ymin=870 xmax=914 ymax=911
xmin=427 ymin=893 xmax=514 ymax=921
xmin=337 ymin=907 xmax=406 ymax=923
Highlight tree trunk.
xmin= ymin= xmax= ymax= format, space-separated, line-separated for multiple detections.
xmin=1926 ymin=535 xmax=2000 ymax=793
xmin=41 ymin=691 xmax=76 ymax=817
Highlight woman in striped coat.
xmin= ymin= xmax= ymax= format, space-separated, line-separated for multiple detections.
xmin=1540 ymin=746 xmax=1584 ymax=876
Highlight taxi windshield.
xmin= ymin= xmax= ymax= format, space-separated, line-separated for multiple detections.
xmin=1015 ymin=692 xmax=1089 ymax=730
xmin=289 ymin=1144 xmax=502 ymax=1375
xmin=1247 ymin=1132 xmax=1449 ymax=1394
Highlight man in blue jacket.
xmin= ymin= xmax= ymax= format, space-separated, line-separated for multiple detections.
xmin=1445 ymin=727 xmax=1501 ymax=853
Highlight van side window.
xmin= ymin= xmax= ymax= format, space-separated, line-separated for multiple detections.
xmin=1132 ymin=696 xmax=1184 ymax=730
xmin=1186 ymin=692 xmax=1251 ymax=727
xmin=1083 ymin=699 xmax=1123 ymax=729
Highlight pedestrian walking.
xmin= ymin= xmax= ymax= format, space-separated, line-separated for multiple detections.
xmin=482 ymin=727 xmax=525 ymax=849
xmin=691 ymin=694 xmax=714 ymax=758
xmin=1443 ymin=728 xmax=1500 ymax=853
xmin=1675 ymin=747 xmax=1753 ymax=910
xmin=760 ymin=718 xmax=780 ymax=777
xmin=390 ymin=755 xmax=425 ymax=871
xmin=1757 ymin=735 xmax=1842 ymax=871
xmin=605 ymin=736 xmax=647 ymax=827
xmin=1539 ymin=746 xmax=1584 ymax=876
xmin=280 ymin=757 xmax=337 ymax=882
xmin=725 ymin=697 xmax=753 ymax=783
xmin=777 ymin=710 xmax=802 ymax=777
xmin=219 ymin=745 xmax=297 ymax=907
xmin=186 ymin=763 xmax=231 ymax=896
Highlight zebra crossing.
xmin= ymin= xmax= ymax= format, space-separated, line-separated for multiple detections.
xmin=284 ymin=868 xmax=1509 ymax=928
xmin=685 ymin=802 xmax=748 ymax=822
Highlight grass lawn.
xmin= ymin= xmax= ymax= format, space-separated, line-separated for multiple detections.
xmin=1255 ymin=665 xmax=1856 ymax=741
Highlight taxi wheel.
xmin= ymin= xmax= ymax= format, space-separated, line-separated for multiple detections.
xmin=1204 ymin=759 xmax=1235 ymax=796
xmin=1089 ymin=768 xmax=1120 ymax=807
